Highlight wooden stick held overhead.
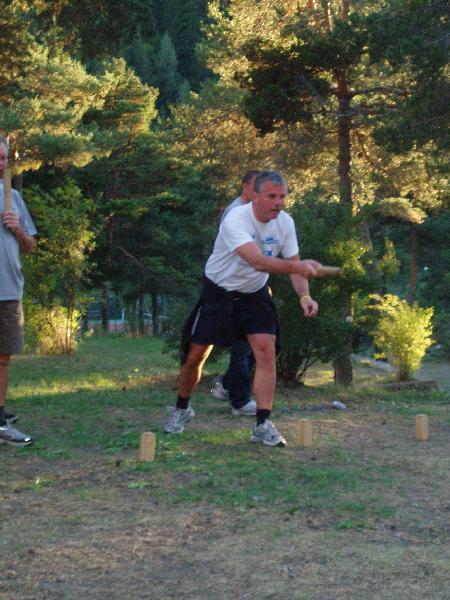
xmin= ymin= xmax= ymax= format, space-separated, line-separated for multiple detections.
xmin=2 ymin=168 xmax=12 ymax=212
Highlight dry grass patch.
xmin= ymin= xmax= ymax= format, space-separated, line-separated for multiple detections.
xmin=1 ymin=336 xmax=449 ymax=599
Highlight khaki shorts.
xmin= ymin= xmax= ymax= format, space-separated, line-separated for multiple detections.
xmin=0 ymin=300 xmax=24 ymax=355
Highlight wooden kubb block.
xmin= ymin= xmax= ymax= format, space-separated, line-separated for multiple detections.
xmin=415 ymin=414 xmax=429 ymax=442
xmin=298 ymin=419 xmax=313 ymax=447
xmin=139 ymin=432 xmax=156 ymax=461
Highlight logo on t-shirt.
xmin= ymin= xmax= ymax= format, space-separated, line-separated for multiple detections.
xmin=261 ymin=235 xmax=279 ymax=256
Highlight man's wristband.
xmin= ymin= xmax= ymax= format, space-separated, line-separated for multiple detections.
xmin=300 ymin=295 xmax=312 ymax=303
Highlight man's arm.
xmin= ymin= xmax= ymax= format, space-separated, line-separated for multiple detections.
xmin=236 ymin=242 xmax=320 ymax=278
xmin=2 ymin=211 xmax=36 ymax=253
xmin=288 ymin=256 xmax=319 ymax=318
xmin=236 ymin=244 xmax=319 ymax=317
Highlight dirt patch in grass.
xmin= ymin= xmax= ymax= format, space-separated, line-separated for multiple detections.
xmin=3 ymin=406 xmax=450 ymax=599
xmin=2 ymin=478 xmax=450 ymax=599
xmin=1 ymin=338 xmax=449 ymax=599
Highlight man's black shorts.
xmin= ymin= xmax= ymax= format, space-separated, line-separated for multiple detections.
xmin=191 ymin=287 xmax=277 ymax=346
xmin=0 ymin=300 xmax=24 ymax=355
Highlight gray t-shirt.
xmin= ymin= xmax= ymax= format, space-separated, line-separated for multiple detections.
xmin=220 ymin=196 xmax=247 ymax=223
xmin=0 ymin=182 xmax=37 ymax=300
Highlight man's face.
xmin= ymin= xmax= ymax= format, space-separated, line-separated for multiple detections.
xmin=0 ymin=143 xmax=8 ymax=175
xmin=252 ymin=181 xmax=287 ymax=223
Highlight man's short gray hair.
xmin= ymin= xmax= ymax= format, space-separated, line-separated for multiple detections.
xmin=0 ymin=135 xmax=9 ymax=151
xmin=253 ymin=170 xmax=287 ymax=193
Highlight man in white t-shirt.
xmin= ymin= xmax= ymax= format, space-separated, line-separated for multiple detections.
xmin=165 ymin=171 xmax=320 ymax=447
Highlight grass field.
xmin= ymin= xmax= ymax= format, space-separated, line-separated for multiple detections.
xmin=1 ymin=336 xmax=449 ymax=599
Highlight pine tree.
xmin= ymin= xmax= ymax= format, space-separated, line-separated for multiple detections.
xmin=152 ymin=0 xmax=209 ymax=87
xmin=201 ymin=0 xmax=448 ymax=384
xmin=31 ymin=0 xmax=155 ymax=62
xmin=0 ymin=1 xmax=35 ymax=103
xmin=156 ymin=33 xmax=189 ymax=111
xmin=123 ymin=35 xmax=157 ymax=86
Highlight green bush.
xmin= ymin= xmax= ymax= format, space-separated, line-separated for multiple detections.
xmin=371 ymin=294 xmax=434 ymax=381
xmin=273 ymin=273 xmax=349 ymax=384
xmin=24 ymin=301 xmax=81 ymax=354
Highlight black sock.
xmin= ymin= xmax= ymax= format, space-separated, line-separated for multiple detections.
xmin=0 ymin=407 xmax=5 ymax=426
xmin=256 ymin=409 xmax=271 ymax=426
xmin=176 ymin=395 xmax=190 ymax=410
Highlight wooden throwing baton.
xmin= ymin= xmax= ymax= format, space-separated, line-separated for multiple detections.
xmin=316 ymin=265 xmax=342 ymax=276
xmin=2 ymin=168 xmax=12 ymax=212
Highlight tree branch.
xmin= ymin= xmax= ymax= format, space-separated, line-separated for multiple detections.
xmin=117 ymin=246 xmax=151 ymax=274
xmin=354 ymin=130 xmax=387 ymax=173
xmin=352 ymin=86 xmax=410 ymax=97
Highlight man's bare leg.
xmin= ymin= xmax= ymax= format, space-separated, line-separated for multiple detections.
xmin=246 ymin=334 xmax=276 ymax=410
xmin=165 ymin=343 xmax=213 ymax=434
xmin=246 ymin=334 xmax=286 ymax=446
xmin=178 ymin=343 xmax=213 ymax=397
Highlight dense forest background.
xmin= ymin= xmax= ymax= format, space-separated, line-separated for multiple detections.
xmin=1 ymin=0 xmax=448 ymax=384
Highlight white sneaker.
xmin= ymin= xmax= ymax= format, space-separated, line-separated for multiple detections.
xmin=0 ymin=423 xmax=33 ymax=447
xmin=250 ymin=420 xmax=286 ymax=447
xmin=210 ymin=376 xmax=229 ymax=401
xmin=164 ymin=407 xmax=195 ymax=434
xmin=231 ymin=399 xmax=257 ymax=416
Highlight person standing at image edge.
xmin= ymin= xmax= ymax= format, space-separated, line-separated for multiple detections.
xmin=0 ymin=136 xmax=36 ymax=447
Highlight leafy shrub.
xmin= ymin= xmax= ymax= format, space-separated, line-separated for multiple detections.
xmin=273 ymin=273 xmax=349 ymax=384
xmin=24 ymin=301 xmax=81 ymax=354
xmin=22 ymin=180 xmax=94 ymax=352
xmin=371 ymin=294 xmax=434 ymax=381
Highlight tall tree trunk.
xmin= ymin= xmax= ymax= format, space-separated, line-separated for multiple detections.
xmin=101 ymin=287 xmax=109 ymax=332
xmin=65 ymin=272 xmax=76 ymax=353
xmin=360 ymin=221 xmax=379 ymax=285
xmin=151 ymin=291 xmax=159 ymax=336
xmin=138 ymin=294 xmax=145 ymax=337
xmin=101 ymin=171 xmax=115 ymax=332
xmin=406 ymin=223 xmax=417 ymax=305
xmin=334 ymin=71 xmax=354 ymax=386
xmin=126 ymin=300 xmax=137 ymax=337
